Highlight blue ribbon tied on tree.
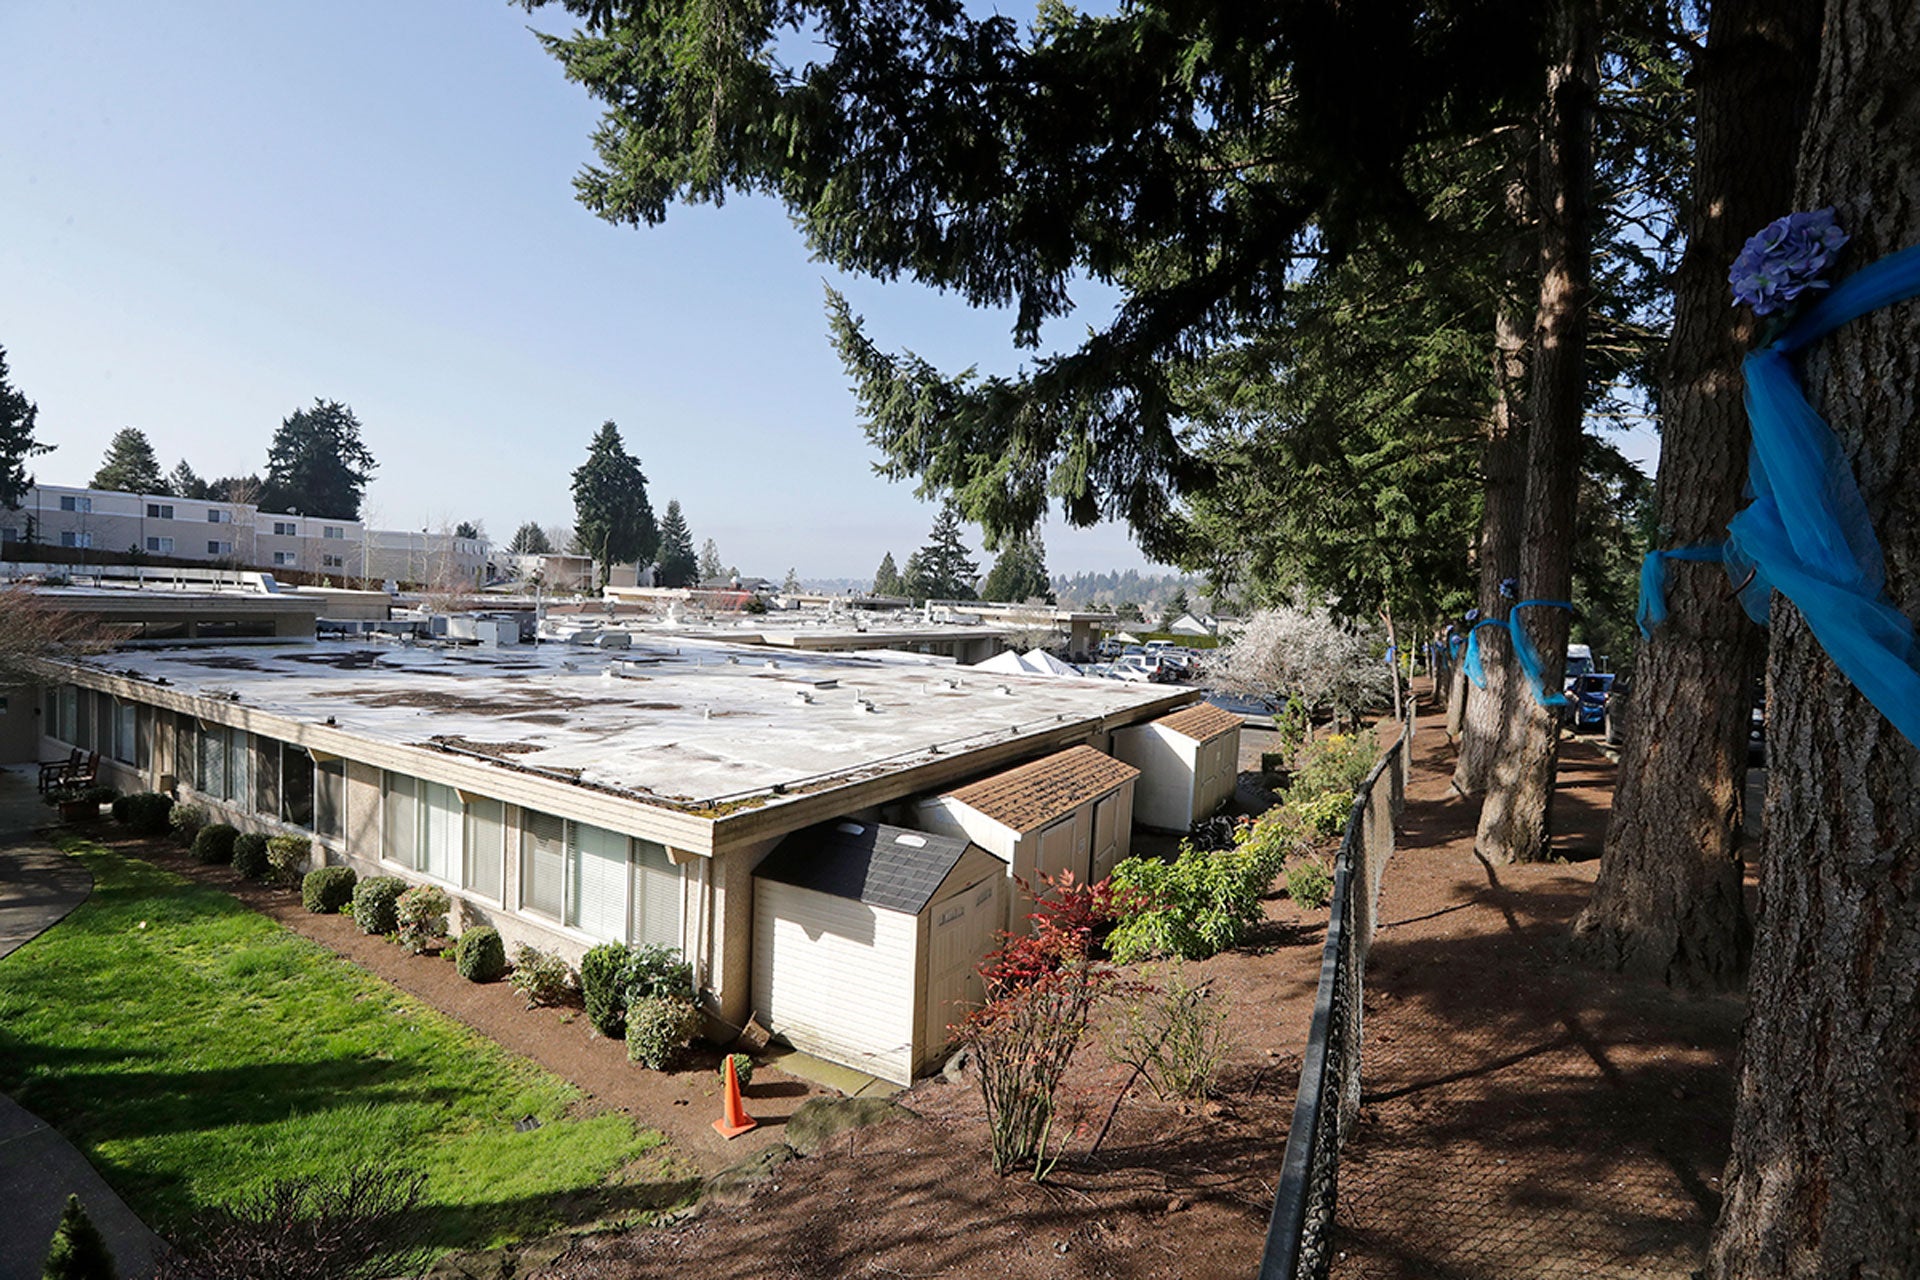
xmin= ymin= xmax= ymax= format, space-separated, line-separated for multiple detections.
xmin=1462 ymin=601 xmax=1574 ymax=707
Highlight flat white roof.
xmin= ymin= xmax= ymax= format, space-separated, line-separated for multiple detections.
xmin=79 ymin=636 xmax=1190 ymax=814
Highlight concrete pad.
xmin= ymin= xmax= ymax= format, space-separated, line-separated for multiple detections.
xmin=0 ymin=847 xmax=91 ymax=961
xmin=758 ymin=1045 xmax=895 ymax=1099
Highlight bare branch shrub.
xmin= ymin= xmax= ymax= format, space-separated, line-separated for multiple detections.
xmin=154 ymin=1163 xmax=427 ymax=1280
xmin=1104 ymin=965 xmax=1233 ymax=1102
xmin=0 ymin=584 xmax=112 ymax=685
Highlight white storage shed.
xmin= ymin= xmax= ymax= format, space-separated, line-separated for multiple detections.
xmin=914 ymin=745 xmax=1141 ymax=926
xmin=752 ymin=820 xmax=1008 ymax=1087
xmin=1111 ymin=701 xmax=1244 ymax=832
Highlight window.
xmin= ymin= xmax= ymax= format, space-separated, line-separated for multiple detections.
xmin=322 ymin=526 xmax=344 ymax=540
xmin=228 ymin=728 xmax=250 ymax=805
xmin=2 ymin=527 xmax=18 ymax=543
xmin=631 ymin=838 xmax=681 ymax=948
xmin=254 ymin=738 xmax=280 ymax=818
xmin=60 ymin=532 xmax=93 ymax=549
xmin=58 ymin=686 xmax=76 ymax=744
xmin=112 ymin=700 xmax=137 ymax=765
xmin=59 ymin=495 xmax=91 ymax=513
xmin=520 ymin=810 xmax=567 ymax=920
xmin=146 ymin=536 xmax=174 ymax=554
xmin=198 ymin=724 xmax=226 ymax=800
xmin=464 ymin=798 xmax=505 ymax=900
xmin=281 ymin=749 xmax=313 ymax=828
xmin=272 ymin=521 xmax=297 ymax=536
xmin=207 ymin=509 xmax=231 ymax=523
xmin=315 ymin=758 xmax=345 ymax=839
xmin=570 ymin=821 xmax=629 ymax=941
xmin=421 ymin=782 xmax=460 ymax=883
xmin=173 ymin=714 xmax=198 ymax=788
xmin=207 ymin=540 xmax=233 ymax=556
xmin=383 ymin=774 xmax=419 ymax=869
xmin=146 ymin=503 xmax=174 ymax=519
xmin=323 ymin=555 xmax=344 ymax=569
xmin=272 ymin=551 xmax=297 ymax=567
xmin=517 ymin=809 xmax=679 ymax=944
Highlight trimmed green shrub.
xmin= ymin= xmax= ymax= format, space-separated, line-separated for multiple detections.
xmin=620 ymin=944 xmax=693 ymax=1004
xmin=1237 ymin=807 xmax=1309 ymax=883
xmin=1285 ymin=859 xmax=1335 ymax=910
xmin=580 ymin=943 xmax=630 ymax=1037
xmin=111 ymin=791 xmax=174 ymax=836
xmin=454 ymin=926 xmax=506 ymax=983
xmin=302 ymin=865 xmax=357 ymax=914
xmin=41 ymin=1193 xmax=117 ymax=1280
xmin=265 ymin=835 xmax=311 ymax=886
xmin=719 ymin=1051 xmax=755 ymax=1089
xmin=169 ymin=802 xmax=209 ymax=845
xmin=395 ymin=884 xmax=451 ymax=954
xmin=230 ymin=832 xmax=270 ymax=879
xmin=509 ymin=944 xmax=575 ymax=1009
xmin=192 ymin=822 xmax=240 ymax=866
xmin=351 ymin=876 xmax=408 ymax=935
xmin=625 ymin=996 xmax=701 ymax=1070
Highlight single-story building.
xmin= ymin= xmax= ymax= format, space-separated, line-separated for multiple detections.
xmin=15 ymin=583 xmax=1197 ymax=1078
xmin=912 ymin=745 xmax=1140 ymax=927
xmin=752 ymin=820 xmax=1007 ymax=1086
xmin=1110 ymin=701 xmax=1244 ymax=832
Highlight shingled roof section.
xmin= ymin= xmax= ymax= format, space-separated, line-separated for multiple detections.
xmin=1155 ymin=702 xmax=1245 ymax=743
xmin=756 ymin=820 xmax=972 ymax=915
xmin=944 ymin=745 xmax=1140 ymax=835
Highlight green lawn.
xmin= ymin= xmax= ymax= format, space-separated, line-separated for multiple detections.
xmin=0 ymin=840 xmax=692 ymax=1251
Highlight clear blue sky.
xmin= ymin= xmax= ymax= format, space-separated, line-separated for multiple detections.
xmin=0 ymin=0 xmax=1160 ymax=581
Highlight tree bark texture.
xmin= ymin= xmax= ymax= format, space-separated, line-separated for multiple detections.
xmin=1571 ymin=0 xmax=1821 ymax=990
xmin=1475 ymin=0 xmax=1594 ymax=864
xmin=1707 ymin=2 xmax=1920 ymax=1273
xmin=1453 ymin=136 xmax=1535 ymax=794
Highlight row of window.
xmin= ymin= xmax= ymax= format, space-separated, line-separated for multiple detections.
xmin=53 ymin=495 xmax=346 ymax=539
xmin=46 ymin=685 xmax=679 ymax=951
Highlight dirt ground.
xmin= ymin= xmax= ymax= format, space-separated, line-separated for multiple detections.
xmin=90 ymin=690 xmax=1747 ymax=1279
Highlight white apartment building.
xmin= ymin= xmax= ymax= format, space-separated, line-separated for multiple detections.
xmin=361 ymin=529 xmax=495 ymax=590
xmin=3 ymin=483 xmax=364 ymax=576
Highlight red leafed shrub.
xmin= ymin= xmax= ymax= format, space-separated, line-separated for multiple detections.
xmin=965 ymin=872 xmax=1133 ymax=1177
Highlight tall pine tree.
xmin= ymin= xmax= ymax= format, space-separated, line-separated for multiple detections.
xmin=656 ymin=499 xmax=698 ymax=587
xmin=871 ymin=551 xmax=902 ymax=596
xmin=0 ymin=345 xmax=50 ymax=511
xmin=570 ymin=420 xmax=658 ymax=588
xmin=508 ymin=522 xmax=553 ymax=555
xmin=90 ymin=428 xmax=165 ymax=495
xmin=262 ymin=399 xmax=376 ymax=519
xmin=980 ymin=535 xmax=1051 ymax=603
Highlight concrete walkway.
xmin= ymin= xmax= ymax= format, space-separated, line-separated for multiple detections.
xmin=0 ymin=768 xmax=165 ymax=1279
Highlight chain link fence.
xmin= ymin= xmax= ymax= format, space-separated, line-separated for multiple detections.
xmin=1258 ymin=707 xmax=1414 ymax=1280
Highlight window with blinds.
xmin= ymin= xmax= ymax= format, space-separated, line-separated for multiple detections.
xmin=174 ymin=714 xmax=197 ymax=788
xmin=111 ymin=700 xmax=137 ymax=765
xmin=315 ymin=759 xmax=345 ymax=839
xmin=254 ymin=737 xmax=281 ymax=818
xmin=464 ymin=798 xmax=505 ymax=901
xmin=198 ymin=724 xmax=226 ymax=800
xmin=383 ymin=773 xmax=419 ymax=870
xmin=421 ymin=782 xmax=461 ymax=884
xmin=95 ymin=694 xmax=114 ymax=759
xmin=59 ymin=687 xmax=78 ymax=746
xmin=226 ymin=728 xmax=250 ymax=806
xmin=632 ymin=839 xmax=682 ymax=949
xmin=569 ymin=821 xmax=630 ymax=942
xmin=520 ymin=810 xmax=567 ymax=920
xmin=281 ymin=749 xmax=313 ymax=829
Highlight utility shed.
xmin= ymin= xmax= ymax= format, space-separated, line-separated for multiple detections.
xmin=1111 ymin=701 xmax=1244 ymax=832
xmin=753 ymin=820 xmax=1007 ymax=1086
xmin=914 ymin=745 xmax=1141 ymax=926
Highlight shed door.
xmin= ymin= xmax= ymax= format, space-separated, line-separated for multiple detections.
xmin=1037 ymin=817 xmax=1081 ymax=885
xmin=924 ymin=877 xmax=1002 ymax=1056
xmin=1091 ymin=794 xmax=1122 ymax=882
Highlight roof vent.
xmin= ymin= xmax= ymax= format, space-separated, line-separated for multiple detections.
xmin=836 ymin=821 xmax=866 ymax=835
xmin=997 ymin=684 xmax=1013 ymax=696
xmin=793 ymin=690 xmax=813 ymax=705
xmin=764 ymin=659 xmax=781 ymax=670
xmin=892 ymin=833 xmax=926 ymax=848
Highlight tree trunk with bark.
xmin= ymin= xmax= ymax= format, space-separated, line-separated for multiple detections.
xmin=1453 ymin=136 xmax=1535 ymax=794
xmin=1707 ymin=3 xmax=1920 ymax=1273
xmin=1474 ymin=0 xmax=1595 ymax=864
xmin=1571 ymin=0 xmax=1820 ymax=990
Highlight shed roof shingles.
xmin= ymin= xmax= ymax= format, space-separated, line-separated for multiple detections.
xmin=1155 ymin=702 xmax=1245 ymax=743
xmin=944 ymin=745 xmax=1140 ymax=834
xmin=756 ymin=821 xmax=971 ymax=915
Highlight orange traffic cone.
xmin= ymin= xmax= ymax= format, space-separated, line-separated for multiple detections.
xmin=712 ymin=1055 xmax=758 ymax=1139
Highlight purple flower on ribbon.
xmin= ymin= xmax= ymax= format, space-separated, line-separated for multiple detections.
xmin=1729 ymin=208 xmax=1850 ymax=315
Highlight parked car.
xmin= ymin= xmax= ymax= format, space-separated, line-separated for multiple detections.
xmin=1567 ymin=673 xmax=1614 ymax=732
xmin=1603 ymin=676 xmax=1631 ymax=747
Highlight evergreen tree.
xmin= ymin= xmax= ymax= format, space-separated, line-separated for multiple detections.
xmin=453 ymin=520 xmax=482 ymax=540
xmin=41 ymin=1194 xmax=117 ymax=1280
xmin=262 ymin=399 xmax=377 ymax=519
xmin=697 ymin=538 xmax=723 ymax=583
xmin=871 ymin=551 xmax=902 ymax=596
xmin=907 ymin=505 xmax=980 ymax=601
xmin=508 ymin=521 xmax=553 ymax=555
xmin=0 ymin=345 xmax=50 ymax=511
xmin=570 ymin=420 xmax=658 ymax=588
xmin=166 ymin=460 xmax=210 ymax=500
xmin=979 ymin=535 xmax=1051 ymax=603
xmin=656 ymin=500 xmax=698 ymax=587
xmin=781 ymin=567 xmax=801 ymax=593
xmin=1161 ymin=586 xmax=1191 ymax=629
xmin=900 ymin=550 xmax=930 ymax=602
xmin=89 ymin=428 xmax=165 ymax=495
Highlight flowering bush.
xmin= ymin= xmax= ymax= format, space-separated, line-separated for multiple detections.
xmin=509 ymin=944 xmax=575 ymax=1009
xmin=395 ymin=884 xmax=451 ymax=954
xmin=1729 ymin=208 xmax=1848 ymax=315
